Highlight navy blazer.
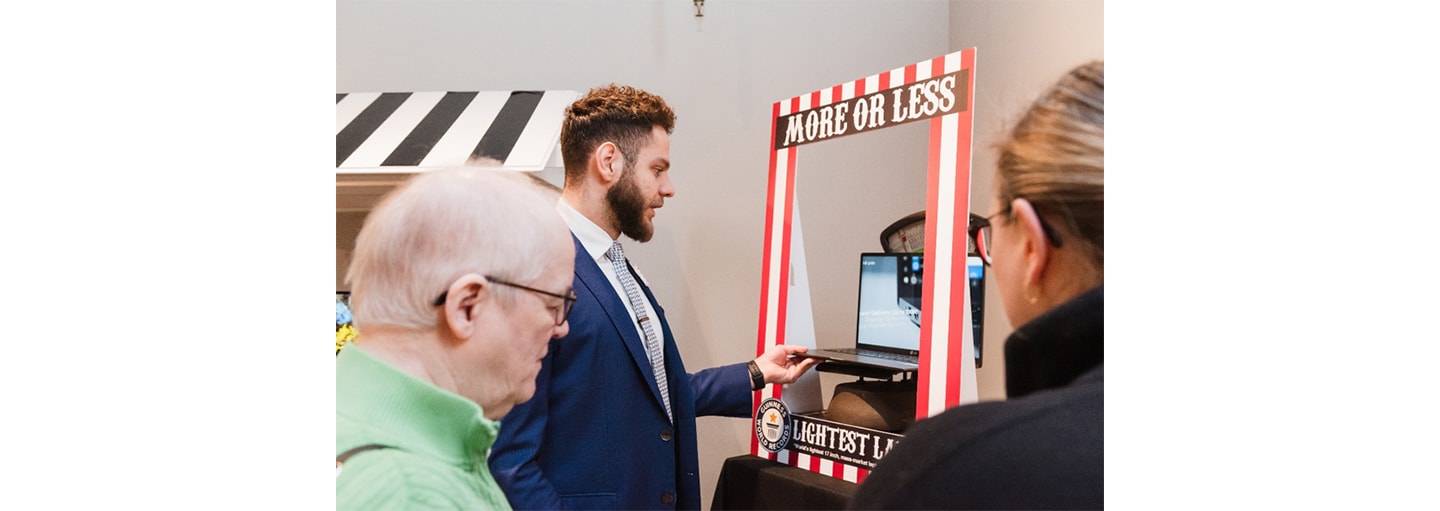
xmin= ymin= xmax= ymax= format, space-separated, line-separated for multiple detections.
xmin=490 ymin=235 xmax=752 ymax=510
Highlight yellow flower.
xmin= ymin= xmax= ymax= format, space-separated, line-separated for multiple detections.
xmin=336 ymin=324 xmax=358 ymax=352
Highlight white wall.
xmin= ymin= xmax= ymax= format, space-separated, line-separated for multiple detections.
xmin=337 ymin=0 xmax=1100 ymax=507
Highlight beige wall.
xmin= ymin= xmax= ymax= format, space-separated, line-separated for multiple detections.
xmin=336 ymin=211 xmax=366 ymax=291
xmin=337 ymin=1 xmax=1102 ymax=507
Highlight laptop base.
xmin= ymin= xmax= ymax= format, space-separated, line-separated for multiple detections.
xmin=813 ymin=359 xmax=911 ymax=379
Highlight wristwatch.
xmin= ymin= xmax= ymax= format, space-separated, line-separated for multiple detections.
xmin=747 ymin=361 xmax=765 ymax=391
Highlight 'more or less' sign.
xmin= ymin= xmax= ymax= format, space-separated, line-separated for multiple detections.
xmin=774 ymin=69 xmax=968 ymax=150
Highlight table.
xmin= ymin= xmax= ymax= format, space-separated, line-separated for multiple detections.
xmin=711 ymin=454 xmax=858 ymax=510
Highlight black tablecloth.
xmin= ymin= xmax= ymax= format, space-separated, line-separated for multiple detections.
xmin=711 ymin=455 xmax=857 ymax=510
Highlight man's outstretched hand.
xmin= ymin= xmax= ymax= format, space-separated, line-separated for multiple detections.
xmin=755 ymin=344 xmax=820 ymax=385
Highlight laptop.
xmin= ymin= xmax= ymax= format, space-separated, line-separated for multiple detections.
xmin=801 ymin=253 xmax=985 ymax=372
xmin=801 ymin=253 xmax=925 ymax=371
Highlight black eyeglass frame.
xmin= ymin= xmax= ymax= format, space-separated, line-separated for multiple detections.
xmin=967 ymin=213 xmax=996 ymax=266
xmin=968 ymin=208 xmax=1064 ymax=267
xmin=433 ymin=276 xmax=577 ymax=326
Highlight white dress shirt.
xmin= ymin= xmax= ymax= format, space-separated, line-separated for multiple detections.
xmin=557 ymin=199 xmax=667 ymax=354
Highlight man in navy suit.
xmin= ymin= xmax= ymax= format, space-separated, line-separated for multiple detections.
xmin=489 ymin=84 xmax=819 ymax=510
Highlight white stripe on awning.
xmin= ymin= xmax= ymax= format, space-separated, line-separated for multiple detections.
xmin=335 ymin=92 xmax=379 ymax=135
xmin=505 ymin=91 xmax=576 ymax=171
xmin=418 ymin=91 xmax=510 ymax=168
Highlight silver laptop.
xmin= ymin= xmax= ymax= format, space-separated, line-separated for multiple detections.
xmin=803 ymin=253 xmax=926 ymax=372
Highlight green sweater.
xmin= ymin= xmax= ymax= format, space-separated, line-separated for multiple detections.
xmin=336 ymin=344 xmax=511 ymax=510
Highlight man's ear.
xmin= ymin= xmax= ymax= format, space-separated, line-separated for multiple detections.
xmin=1010 ymin=198 xmax=1051 ymax=289
xmin=441 ymin=274 xmax=488 ymax=342
xmin=594 ymin=142 xmax=623 ymax=185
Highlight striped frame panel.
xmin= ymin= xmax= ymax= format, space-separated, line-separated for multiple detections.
xmin=751 ymin=48 xmax=978 ymax=484
xmin=336 ymin=90 xmax=577 ymax=172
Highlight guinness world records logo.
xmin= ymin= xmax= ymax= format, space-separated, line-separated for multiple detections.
xmin=754 ymin=398 xmax=792 ymax=453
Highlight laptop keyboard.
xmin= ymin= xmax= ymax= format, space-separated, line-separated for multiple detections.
xmin=830 ymin=348 xmax=916 ymax=362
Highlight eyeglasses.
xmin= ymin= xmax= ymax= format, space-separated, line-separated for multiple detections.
xmin=968 ymin=208 xmax=1064 ymax=267
xmin=968 ymin=213 xmax=996 ymax=266
xmin=433 ymin=276 xmax=577 ymax=326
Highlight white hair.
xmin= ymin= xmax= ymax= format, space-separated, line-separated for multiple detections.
xmin=346 ymin=168 xmax=567 ymax=330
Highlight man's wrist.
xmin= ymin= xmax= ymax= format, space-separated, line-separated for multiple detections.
xmin=747 ymin=361 xmax=765 ymax=391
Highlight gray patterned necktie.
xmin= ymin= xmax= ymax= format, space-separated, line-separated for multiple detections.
xmin=607 ymin=241 xmax=673 ymax=422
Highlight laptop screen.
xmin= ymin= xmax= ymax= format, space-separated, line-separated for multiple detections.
xmin=855 ymin=253 xmax=924 ymax=354
xmin=967 ymin=255 xmax=985 ymax=367
xmin=854 ymin=253 xmax=986 ymax=364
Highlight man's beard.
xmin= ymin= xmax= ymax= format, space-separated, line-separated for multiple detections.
xmin=606 ymin=168 xmax=654 ymax=242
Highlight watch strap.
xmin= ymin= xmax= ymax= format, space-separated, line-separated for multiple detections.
xmin=747 ymin=361 xmax=765 ymax=391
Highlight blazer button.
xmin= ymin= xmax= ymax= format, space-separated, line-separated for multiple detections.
xmin=660 ymin=428 xmax=673 ymax=442
xmin=661 ymin=492 xmax=675 ymax=505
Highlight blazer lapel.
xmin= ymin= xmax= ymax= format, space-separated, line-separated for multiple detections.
xmin=571 ymin=235 xmax=671 ymax=414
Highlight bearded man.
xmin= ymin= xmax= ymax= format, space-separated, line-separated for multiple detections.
xmin=487 ymin=84 xmax=818 ymax=511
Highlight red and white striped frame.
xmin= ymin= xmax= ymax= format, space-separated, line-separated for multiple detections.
xmin=750 ymin=48 xmax=977 ymax=484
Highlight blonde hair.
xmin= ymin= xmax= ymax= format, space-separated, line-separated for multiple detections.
xmin=996 ymin=60 xmax=1104 ymax=269
xmin=346 ymin=168 xmax=568 ymax=330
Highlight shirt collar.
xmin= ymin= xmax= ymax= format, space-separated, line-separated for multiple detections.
xmin=336 ymin=344 xmax=500 ymax=467
xmin=557 ymin=198 xmax=618 ymax=263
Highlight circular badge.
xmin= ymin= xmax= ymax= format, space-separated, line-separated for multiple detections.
xmin=754 ymin=398 xmax=792 ymax=453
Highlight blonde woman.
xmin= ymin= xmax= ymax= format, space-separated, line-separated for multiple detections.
xmin=851 ymin=61 xmax=1104 ymax=510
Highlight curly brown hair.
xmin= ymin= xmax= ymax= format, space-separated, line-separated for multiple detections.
xmin=560 ymin=84 xmax=677 ymax=186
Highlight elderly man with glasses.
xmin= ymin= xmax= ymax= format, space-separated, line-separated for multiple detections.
xmin=336 ymin=167 xmax=575 ymax=511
